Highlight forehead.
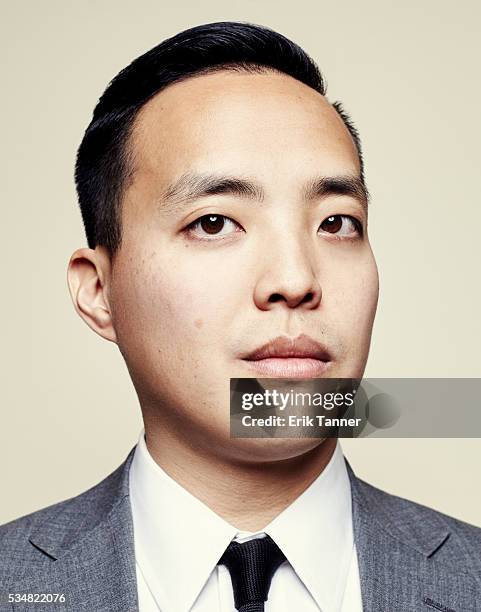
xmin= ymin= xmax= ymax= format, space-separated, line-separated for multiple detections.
xmin=129 ymin=70 xmax=360 ymax=187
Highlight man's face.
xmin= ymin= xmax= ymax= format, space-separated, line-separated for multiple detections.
xmin=106 ymin=70 xmax=378 ymax=458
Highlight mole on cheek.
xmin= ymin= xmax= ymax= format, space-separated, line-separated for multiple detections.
xmin=194 ymin=318 xmax=203 ymax=329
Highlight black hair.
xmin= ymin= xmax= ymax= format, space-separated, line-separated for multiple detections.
xmin=75 ymin=21 xmax=364 ymax=255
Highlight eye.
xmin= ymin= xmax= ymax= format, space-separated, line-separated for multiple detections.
xmin=185 ymin=214 xmax=243 ymax=240
xmin=318 ymin=215 xmax=362 ymax=238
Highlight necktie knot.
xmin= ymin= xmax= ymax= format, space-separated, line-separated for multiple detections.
xmin=218 ymin=535 xmax=286 ymax=612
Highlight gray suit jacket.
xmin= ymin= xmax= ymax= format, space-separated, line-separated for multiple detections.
xmin=1 ymin=447 xmax=480 ymax=612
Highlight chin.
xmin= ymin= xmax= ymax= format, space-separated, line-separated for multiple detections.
xmin=226 ymin=436 xmax=328 ymax=464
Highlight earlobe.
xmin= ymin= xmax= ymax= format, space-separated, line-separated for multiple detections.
xmin=67 ymin=247 xmax=118 ymax=343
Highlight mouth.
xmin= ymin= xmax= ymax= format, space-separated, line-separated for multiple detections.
xmin=241 ymin=334 xmax=332 ymax=379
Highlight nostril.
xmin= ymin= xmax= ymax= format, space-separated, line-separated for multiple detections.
xmin=268 ymin=293 xmax=284 ymax=303
xmin=301 ymin=292 xmax=314 ymax=304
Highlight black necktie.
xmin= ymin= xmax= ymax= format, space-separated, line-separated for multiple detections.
xmin=217 ymin=535 xmax=286 ymax=612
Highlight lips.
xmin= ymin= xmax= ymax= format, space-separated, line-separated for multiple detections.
xmin=241 ymin=334 xmax=332 ymax=379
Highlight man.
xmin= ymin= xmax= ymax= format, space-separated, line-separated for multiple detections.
xmin=1 ymin=21 xmax=480 ymax=612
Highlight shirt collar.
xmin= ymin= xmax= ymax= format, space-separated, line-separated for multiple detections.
xmin=129 ymin=430 xmax=353 ymax=612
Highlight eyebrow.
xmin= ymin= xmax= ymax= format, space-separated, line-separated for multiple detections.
xmin=159 ymin=171 xmax=369 ymax=213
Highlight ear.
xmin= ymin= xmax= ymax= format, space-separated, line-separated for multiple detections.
xmin=67 ymin=246 xmax=117 ymax=343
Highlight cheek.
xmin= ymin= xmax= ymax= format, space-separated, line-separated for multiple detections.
xmin=326 ymin=253 xmax=379 ymax=332
xmin=110 ymin=248 xmax=247 ymax=416
xmin=112 ymin=250 xmax=239 ymax=349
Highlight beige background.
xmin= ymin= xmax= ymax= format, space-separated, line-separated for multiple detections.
xmin=1 ymin=1 xmax=480 ymax=527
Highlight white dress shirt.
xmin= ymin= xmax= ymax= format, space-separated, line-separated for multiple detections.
xmin=129 ymin=431 xmax=363 ymax=612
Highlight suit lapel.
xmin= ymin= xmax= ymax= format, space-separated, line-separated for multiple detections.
xmin=12 ymin=450 xmax=139 ymax=612
xmin=346 ymin=460 xmax=479 ymax=612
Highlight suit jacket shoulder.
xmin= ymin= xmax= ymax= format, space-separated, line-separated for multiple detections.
xmin=345 ymin=460 xmax=481 ymax=611
xmin=0 ymin=448 xmax=136 ymax=608
xmin=348 ymin=464 xmax=481 ymax=577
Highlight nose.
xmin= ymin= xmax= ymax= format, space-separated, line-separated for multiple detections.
xmin=253 ymin=238 xmax=322 ymax=311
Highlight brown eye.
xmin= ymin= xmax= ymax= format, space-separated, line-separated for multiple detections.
xmin=200 ymin=215 xmax=225 ymax=234
xmin=319 ymin=215 xmax=361 ymax=237
xmin=186 ymin=214 xmax=243 ymax=240
xmin=320 ymin=216 xmax=343 ymax=233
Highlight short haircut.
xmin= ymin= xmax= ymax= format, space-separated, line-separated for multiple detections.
xmin=75 ymin=21 xmax=365 ymax=256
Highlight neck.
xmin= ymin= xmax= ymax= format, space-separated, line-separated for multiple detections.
xmin=143 ymin=418 xmax=337 ymax=532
